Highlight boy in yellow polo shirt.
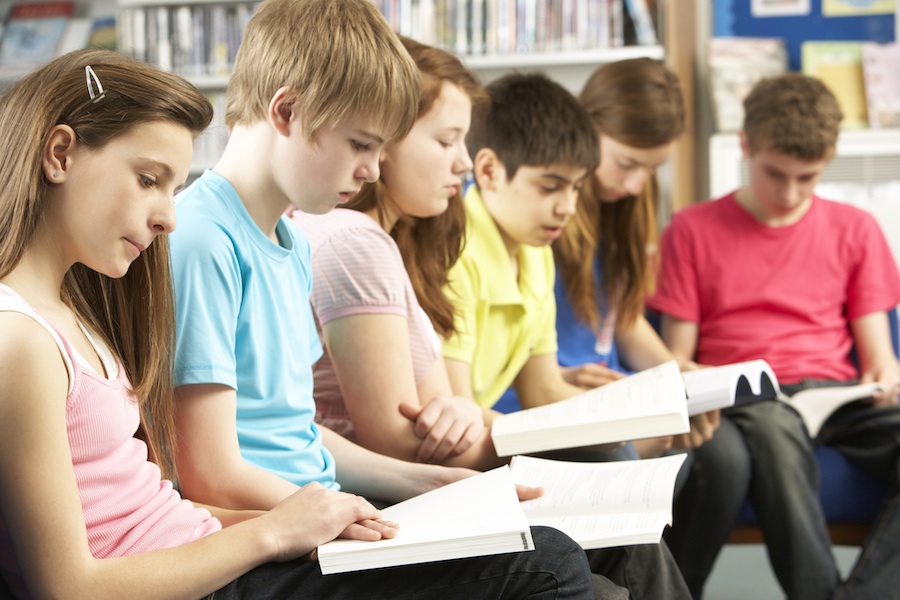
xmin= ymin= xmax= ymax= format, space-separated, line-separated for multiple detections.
xmin=443 ymin=71 xmax=599 ymax=413
xmin=442 ymin=72 xmax=692 ymax=600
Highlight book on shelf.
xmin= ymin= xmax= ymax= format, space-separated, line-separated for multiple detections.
xmin=623 ymin=0 xmax=656 ymax=46
xmin=316 ymin=465 xmax=533 ymax=575
xmin=490 ymin=361 xmax=690 ymax=457
xmin=861 ymin=42 xmax=900 ymax=129
xmin=682 ymin=359 xmax=883 ymax=437
xmin=87 ymin=15 xmax=117 ymax=51
xmin=801 ymin=41 xmax=868 ymax=129
xmin=0 ymin=1 xmax=74 ymax=70
xmin=510 ymin=453 xmax=687 ymax=549
xmin=707 ymin=37 xmax=788 ymax=132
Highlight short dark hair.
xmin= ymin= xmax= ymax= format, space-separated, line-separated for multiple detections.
xmin=743 ymin=73 xmax=843 ymax=160
xmin=467 ymin=72 xmax=599 ymax=179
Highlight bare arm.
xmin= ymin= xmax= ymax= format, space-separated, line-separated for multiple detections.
xmin=851 ymin=311 xmax=900 ymax=406
xmin=514 ymin=353 xmax=588 ymax=409
xmin=323 ymin=314 xmax=502 ymax=470
xmin=0 ymin=316 xmax=386 ymax=600
xmin=174 ymin=383 xmax=300 ymax=510
xmin=616 ymin=314 xmax=682 ymax=371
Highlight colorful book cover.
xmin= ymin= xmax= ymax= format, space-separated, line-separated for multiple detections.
xmin=0 ymin=2 xmax=75 ymax=69
xmin=861 ymin=42 xmax=900 ymax=129
xmin=801 ymin=41 xmax=868 ymax=129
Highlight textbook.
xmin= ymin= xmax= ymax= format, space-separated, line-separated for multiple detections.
xmin=491 ymin=361 xmax=690 ymax=457
xmin=801 ymin=41 xmax=868 ymax=129
xmin=683 ymin=359 xmax=883 ymax=437
xmin=0 ymin=2 xmax=74 ymax=69
xmin=511 ymin=453 xmax=687 ymax=549
xmin=316 ymin=466 xmax=533 ymax=575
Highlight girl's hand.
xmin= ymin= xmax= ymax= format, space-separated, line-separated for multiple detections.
xmin=561 ymin=363 xmax=626 ymax=389
xmin=399 ymin=396 xmax=484 ymax=463
xmin=260 ymin=482 xmax=393 ymax=562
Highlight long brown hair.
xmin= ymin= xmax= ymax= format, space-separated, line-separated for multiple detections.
xmin=343 ymin=36 xmax=485 ymax=337
xmin=555 ymin=58 xmax=684 ymax=330
xmin=0 ymin=48 xmax=213 ymax=479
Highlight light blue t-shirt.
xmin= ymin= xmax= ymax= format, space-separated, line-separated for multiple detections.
xmin=170 ymin=170 xmax=336 ymax=489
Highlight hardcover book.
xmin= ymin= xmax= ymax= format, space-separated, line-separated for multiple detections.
xmin=0 ymin=2 xmax=75 ymax=69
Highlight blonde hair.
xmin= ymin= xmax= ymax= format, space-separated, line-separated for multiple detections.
xmin=0 ymin=48 xmax=213 ymax=480
xmin=556 ymin=58 xmax=684 ymax=330
xmin=226 ymin=0 xmax=420 ymax=143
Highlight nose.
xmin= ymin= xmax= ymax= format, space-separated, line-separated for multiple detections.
xmin=355 ymin=156 xmax=380 ymax=183
xmin=556 ymin=187 xmax=578 ymax=218
xmin=624 ymin=170 xmax=649 ymax=196
xmin=780 ymin=180 xmax=799 ymax=205
xmin=152 ymin=196 xmax=177 ymax=234
xmin=453 ymin=142 xmax=473 ymax=175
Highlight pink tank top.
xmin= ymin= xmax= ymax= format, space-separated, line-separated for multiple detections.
xmin=0 ymin=284 xmax=220 ymax=599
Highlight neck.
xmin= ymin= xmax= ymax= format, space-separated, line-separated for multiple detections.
xmin=734 ymin=187 xmax=812 ymax=228
xmin=214 ymin=124 xmax=290 ymax=242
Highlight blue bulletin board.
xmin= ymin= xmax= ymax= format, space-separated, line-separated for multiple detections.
xmin=713 ymin=0 xmax=895 ymax=70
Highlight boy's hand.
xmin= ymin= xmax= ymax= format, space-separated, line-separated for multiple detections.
xmin=861 ymin=363 xmax=900 ymax=407
xmin=561 ymin=362 xmax=626 ymax=389
xmin=672 ymin=409 xmax=721 ymax=449
xmin=399 ymin=397 xmax=484 ymax=463
xmin=515 ymin=484 xmax=544 ymax=501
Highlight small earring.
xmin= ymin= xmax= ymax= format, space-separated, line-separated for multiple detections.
xmin=52 ymin=172 xmax=58 ymax=178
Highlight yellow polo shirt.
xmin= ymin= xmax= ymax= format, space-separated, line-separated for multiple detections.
xmin=443 ymin=186 xmax=558 ymax=409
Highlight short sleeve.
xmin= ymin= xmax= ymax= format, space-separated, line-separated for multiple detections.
xmin=442 ymin=256 xmax=481 ymax=364
xmin=648 ymin=212 xmax=702 ymax=323
xmin=310 ymin=226 xmax=408 ymax=326
xmin=845 ymin=211 xmax=900 ymax=320
xmin=171 ymin=218 xmax=242 ymax=389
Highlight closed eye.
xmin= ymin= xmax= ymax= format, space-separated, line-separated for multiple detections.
xmin=351 ymin=140 xmax=371 ymax=152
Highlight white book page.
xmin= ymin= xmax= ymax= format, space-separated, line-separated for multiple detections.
xmin=785 ymin=382 xmax=883 ymax=437
xmin=317 ymin=466 xmax=529 ymax=559
xmin=683 ymin=359 xmax=777 ymax=415
xmin=493 ymin=361 xmax=686 ymax=437
xmin=510 ymin=454 xmax=687 ymax=548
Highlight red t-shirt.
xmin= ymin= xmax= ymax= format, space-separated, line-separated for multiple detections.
xmin=648 ymin=193 xmax=900 ymax=384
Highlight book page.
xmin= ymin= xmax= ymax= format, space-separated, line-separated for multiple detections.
xmin=317 ymin=466 xmax=532 ymax=573
xmin=494 ymin=361 xmax=686 ymax=434
xmin=683 ymin=359 xmax=777 ymax=415
xmin=510 ymin=454 xmax=687 ymax=549
xmin=785 ymin=382 xmax=883 ymax=437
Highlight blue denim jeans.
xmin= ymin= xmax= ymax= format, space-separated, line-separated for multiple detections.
xmin=208 ymin=526 xmax=596 ymax=599
xmin=664 ymin=418 xmax=751 ymax=599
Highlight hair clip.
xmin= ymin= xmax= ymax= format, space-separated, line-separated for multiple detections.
xmin=85 ymin=65 xmax=106 ymax=103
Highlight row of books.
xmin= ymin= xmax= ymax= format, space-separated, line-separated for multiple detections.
xmin=708 ymin=37 xmax=900 ymax=132
xmin=117 ymin=3 xmax=257 ymax=78
xmin=319 ymin=358 xmax=880 ymax=574
xmin=374 ymin=0 xmax=660 ymax=56
xmin=0 ymin=0 xmax=661 ymax=77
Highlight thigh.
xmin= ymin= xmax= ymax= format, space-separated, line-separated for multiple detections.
xmin=820 ymin=401 xmax=900 ymax=480
xmin=210 ymin=526 xmax=593 ymax=600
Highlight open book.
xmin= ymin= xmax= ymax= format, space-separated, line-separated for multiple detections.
xmin=683 ymin=360 xmax=882 ymax=437
xmin=491 ymin=361 xmax=690 ymax=456
xmin=510 ymin=453 xmax=687 ymax=549
xmin=316 ymin=466 xmax=533 ymax=575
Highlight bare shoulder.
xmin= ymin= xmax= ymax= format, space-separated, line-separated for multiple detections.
xmin=0 ymin=311 xmax=69 ymax=415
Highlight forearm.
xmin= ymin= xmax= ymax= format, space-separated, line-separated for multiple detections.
xmin=31 ymin=518 xmax=276 ymax=600
xmin=322 ymin=427 xmax=466 ymax=503
xmin=179 ymin=458 xmax=299 ymax=512
xmin=615 ymin=316 xmax=675 ymax=372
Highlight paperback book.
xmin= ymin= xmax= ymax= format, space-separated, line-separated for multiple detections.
xmin=0 ymin=2 xmax=74 ymax=69
xmin=511 ymin=453 xmax=687 ymax=549
xmin=491 ymin=361 xmax=690 ymax=456
xmin=316 ymin=466 xmax=533 ymax=575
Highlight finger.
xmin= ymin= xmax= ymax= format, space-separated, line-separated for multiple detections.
xmin=398 ymin=402 xmax=422 ymax=424
xmin=340 ymin=522 xmax=386 ymax=542
xmin=515 ymin=484 xmax=544 ymax=501
xmin=417 ymin=417 xmax=454 ymax=462
xmin=428 ymin=420 xmax=470 ymax=462
xmin=413 ymin=402 xmax=442 ymax=438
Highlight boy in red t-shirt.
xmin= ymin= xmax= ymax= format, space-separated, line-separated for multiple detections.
xmin=649 ymin=73 xmax=900 ymax=600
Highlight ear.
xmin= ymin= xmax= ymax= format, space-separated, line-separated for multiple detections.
xmin=268 ymin=86 xmax=299 ymax=137
xmin=42 ymin=124 xmax=77 ymax=183
xmin=472 ymin=148 xmax=505 ymax=191
xmin=738 ymin=130 xmax=751 ymax=160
